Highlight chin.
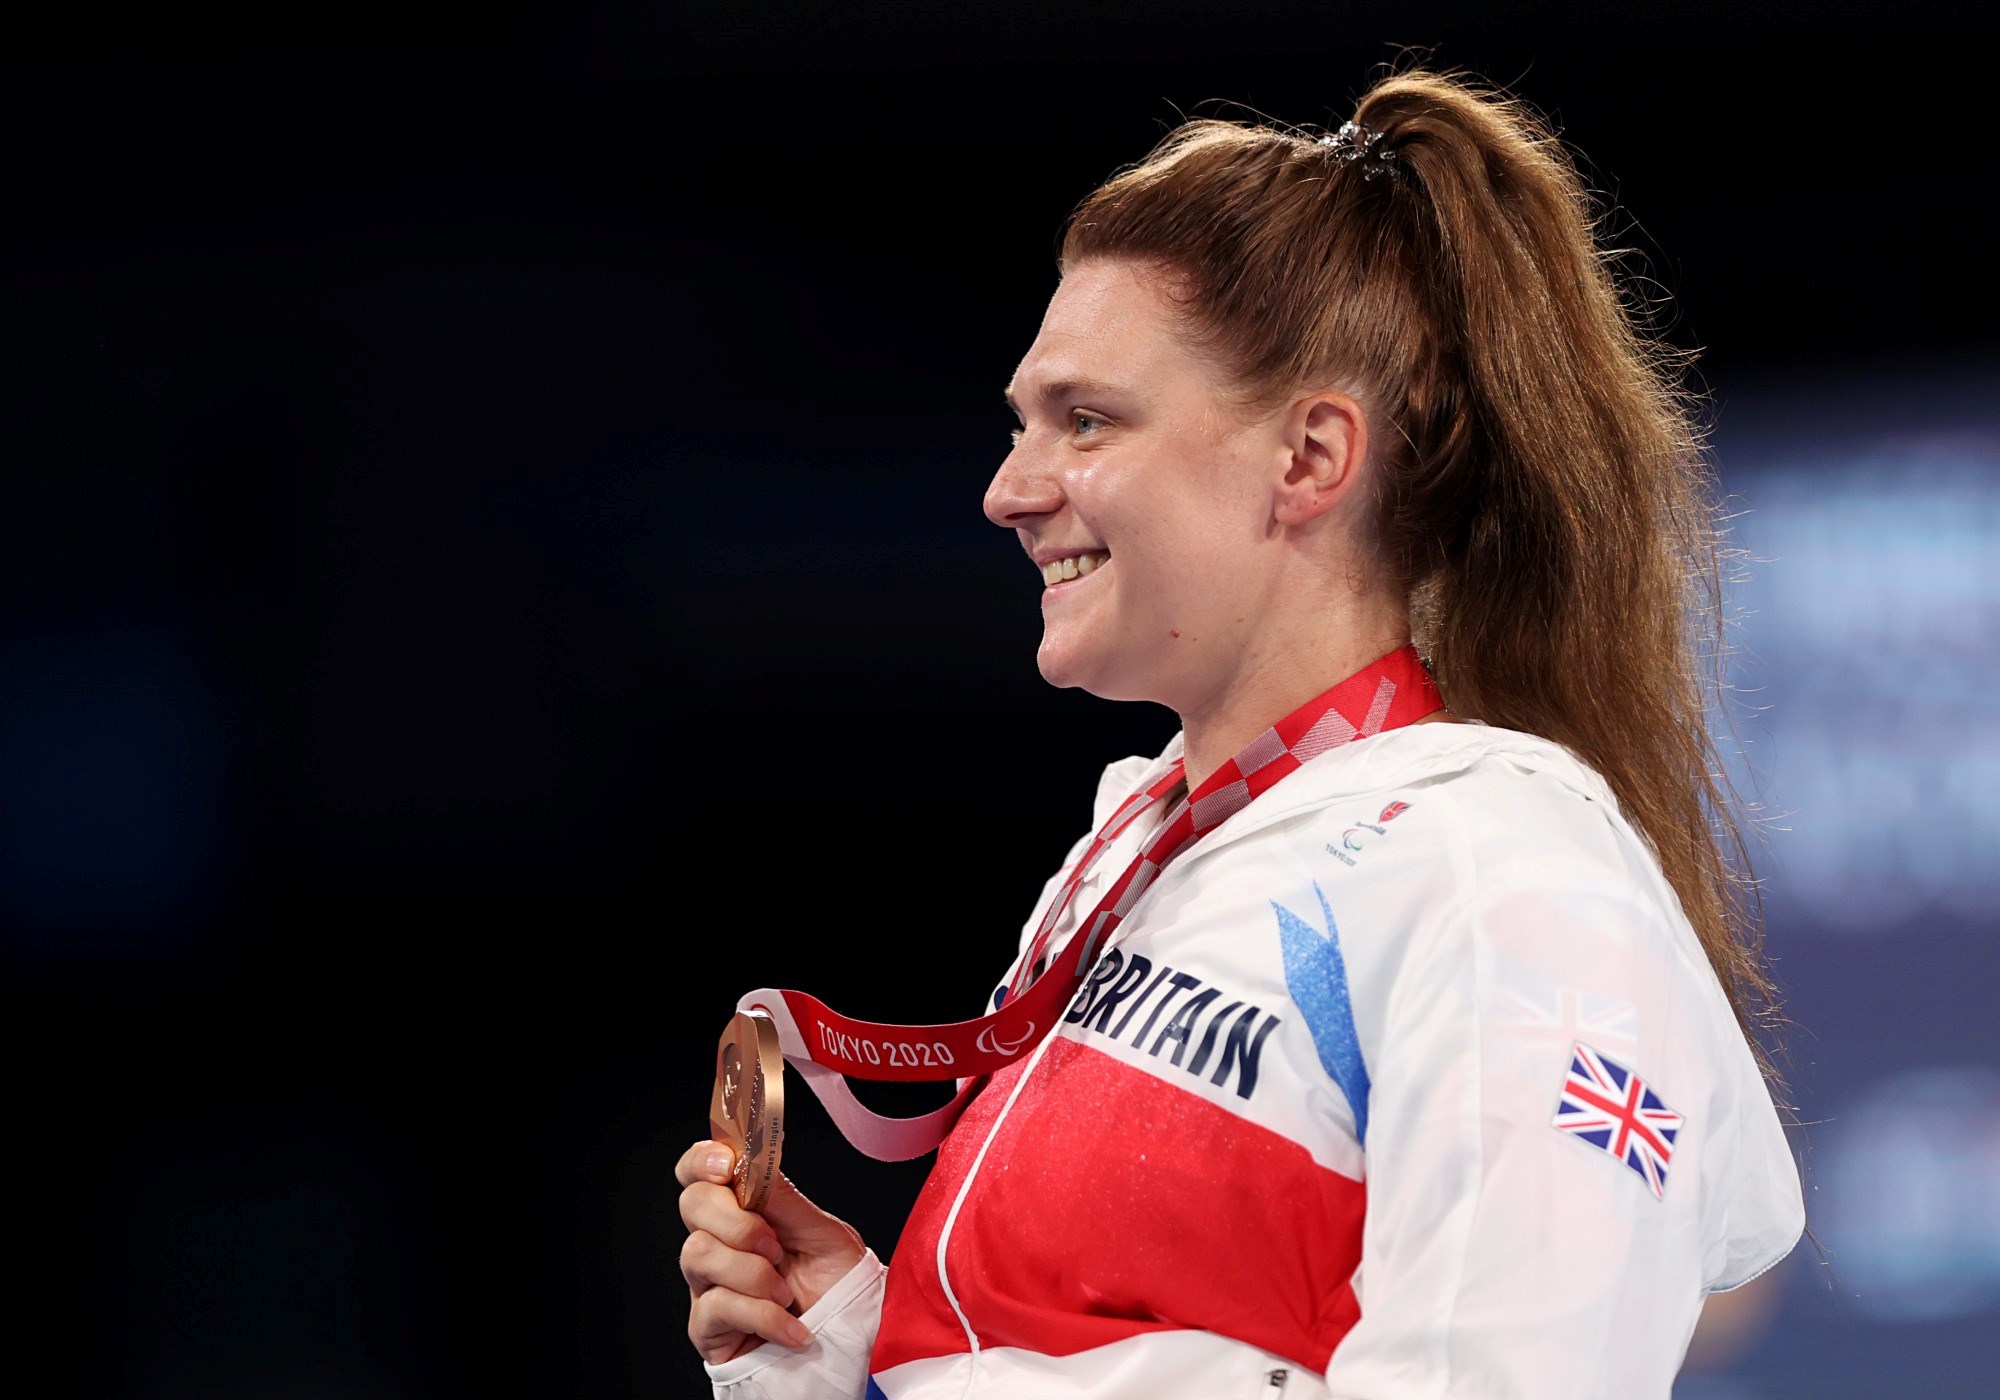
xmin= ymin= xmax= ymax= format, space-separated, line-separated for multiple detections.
xmin=1034 ymin=645 xmax=1084 ymax=691
xmin=1035 ymin=640 xmax=1155 ymax=704
xmin=1034 ymin=633 xmax=1100 ymax=692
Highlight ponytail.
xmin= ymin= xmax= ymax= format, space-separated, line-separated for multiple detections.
xmin=1062 ymin=69 xmax=1781 ymax=1070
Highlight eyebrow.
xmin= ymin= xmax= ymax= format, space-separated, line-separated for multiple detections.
xmin=1002 ymin=376 xmax=1130 ymax=418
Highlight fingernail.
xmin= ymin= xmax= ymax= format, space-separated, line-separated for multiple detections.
xmin=785 ymin=1320 xmax=812 ymax=1347
xmin=704 ymin=1148 xmax=732 ymax=1179
xmin=775 ymin=1278 xmax=795 ymax=1309
xmin=756 ymin=1237 xmax=785 ymax=1265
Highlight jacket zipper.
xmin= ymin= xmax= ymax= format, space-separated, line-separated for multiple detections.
xmin=933 ymin=1021 xmax=1071 ymax=1391
xmin=1260 ymin=1369 xmax=1289 ymax=1398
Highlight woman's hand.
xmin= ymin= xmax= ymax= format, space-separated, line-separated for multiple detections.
xmin=676 ymin=1139 xmax=868 ymax=1366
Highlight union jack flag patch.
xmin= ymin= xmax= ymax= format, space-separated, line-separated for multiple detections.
xmin=1551 ymin=1042 xmax=1683 ymax=1200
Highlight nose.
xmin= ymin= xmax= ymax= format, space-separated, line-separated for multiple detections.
xmin=983 ymin=441 xmax=1065 ymax=531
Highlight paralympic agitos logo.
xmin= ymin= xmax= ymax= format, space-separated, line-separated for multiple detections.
xmin=975 ymin=1022 xmax=1037 ymax=1057
xmin=1327 ymin=797 xmax=1412 ymax=868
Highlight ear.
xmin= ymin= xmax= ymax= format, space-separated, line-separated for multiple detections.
xmin=1273 ymin=391 xmax=1370 ymax=528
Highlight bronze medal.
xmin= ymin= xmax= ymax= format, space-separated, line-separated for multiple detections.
xmin=709 ymin=1008 xmax=785 ymax=1213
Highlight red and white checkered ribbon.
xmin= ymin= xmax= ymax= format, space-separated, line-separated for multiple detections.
xmin=737 ymin=644 xmax=1442 ymax=1160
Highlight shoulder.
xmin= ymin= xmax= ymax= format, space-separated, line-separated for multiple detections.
xmin=1420 ymin=724 xmax=1675 ymax=911
xmin=1250 ymin=721 xmax=1724 ymax=1036
xmin=1309 ymin=726 xmax=1762 ymax=1123
xmin=1363 ymin=724 xmax=1703 ymax=975
xmin=1265 ymin=719 xmax=1671 ymax=911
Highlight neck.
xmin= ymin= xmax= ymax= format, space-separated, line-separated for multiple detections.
xmin=1177 ymin=620 xmax=1432 ymax=792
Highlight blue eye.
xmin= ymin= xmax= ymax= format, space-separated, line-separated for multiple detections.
xmin=1072 ymin=412 xmax=1103 ymax=436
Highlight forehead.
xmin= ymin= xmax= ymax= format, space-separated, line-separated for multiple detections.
xmin=1008 ymin=259 xmax=1204 ymax=396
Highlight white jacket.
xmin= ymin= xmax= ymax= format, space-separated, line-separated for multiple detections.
xmin=708 ymin=721 xmax=1804 ymax=1399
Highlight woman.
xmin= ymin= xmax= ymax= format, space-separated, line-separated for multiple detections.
xmin=675 ymin=67 xmax=1804 ymax=1398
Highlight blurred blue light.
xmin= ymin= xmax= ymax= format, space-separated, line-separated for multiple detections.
xmin=1724 ymin=428 xmax=2000 ymax=930
xmin=1811 ymin=1066 xmax=2000 ymax=1322
xmin=0 ymin=630 xmax=225 ymax=944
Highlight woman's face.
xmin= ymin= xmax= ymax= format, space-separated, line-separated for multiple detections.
xmin=986 ymin=258 xmax=1295 ymax=715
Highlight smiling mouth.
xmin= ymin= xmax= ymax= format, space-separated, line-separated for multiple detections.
xmin=1040 ymin=550 xmax=1110 ymax=586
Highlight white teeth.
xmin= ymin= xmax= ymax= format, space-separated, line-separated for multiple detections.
xmin=1039 ymin=551 xmax=1109 ymax=586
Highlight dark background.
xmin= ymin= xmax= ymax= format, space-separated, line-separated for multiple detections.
xmin=5 ymin=4 xmax=1997 ymax=1397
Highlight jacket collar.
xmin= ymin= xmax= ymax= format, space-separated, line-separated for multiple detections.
xmin=1091 ymin=720 xmax=1620 ymax=866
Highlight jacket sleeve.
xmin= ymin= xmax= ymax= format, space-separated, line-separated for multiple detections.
xmin=704 ymin=1249 xmax=888 ymax=1400
xmin=1320 ymin=871 xmax=1801 ymax=1399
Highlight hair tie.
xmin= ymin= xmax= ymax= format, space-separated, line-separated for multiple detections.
xmin=1318 ymin=120 xmax=1400 ymax=181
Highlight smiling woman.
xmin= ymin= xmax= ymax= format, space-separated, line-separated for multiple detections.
xmin=990 ymin=259 xmax=1418 ymax=760
xmin=673 ymin=65 xmax=1804 ymax=1400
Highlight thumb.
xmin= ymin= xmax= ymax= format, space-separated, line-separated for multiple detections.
xmin=758 ymin=1171 xmax=851 ymax=1250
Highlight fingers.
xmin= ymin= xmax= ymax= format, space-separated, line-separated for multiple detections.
xmin=680 ymin=1181 xmax=786 ymax=1265
xmin=678 ymin=1141 xmax=786 ymax=1264
xmin=676 ymin=1141 xmax=825 ymax=1367
xmin=690 ymin=1288 xmax=813 ymax=1365
xmin=679 ymin=1229 xmax=795 ymax=1308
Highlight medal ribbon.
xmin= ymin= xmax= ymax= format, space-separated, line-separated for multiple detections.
xmin=736 ymin=644 xmax=1443 ymax=1160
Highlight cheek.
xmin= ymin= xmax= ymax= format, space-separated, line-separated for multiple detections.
xmin=1106 ymin=513 xmax=1231 ymax=626
xmin=1142 ymin=475 xmax=1263 ymax=568
xmin=1082 ymin=436 xmax=1263 ymax=576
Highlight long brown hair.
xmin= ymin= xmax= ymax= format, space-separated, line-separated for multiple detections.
xmin=1062 ymin=68 xmax=1781 ymax=1068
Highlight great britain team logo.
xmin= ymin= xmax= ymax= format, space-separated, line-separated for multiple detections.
xmin=1552 ymin=1042 xmax=1684 ymax=1200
